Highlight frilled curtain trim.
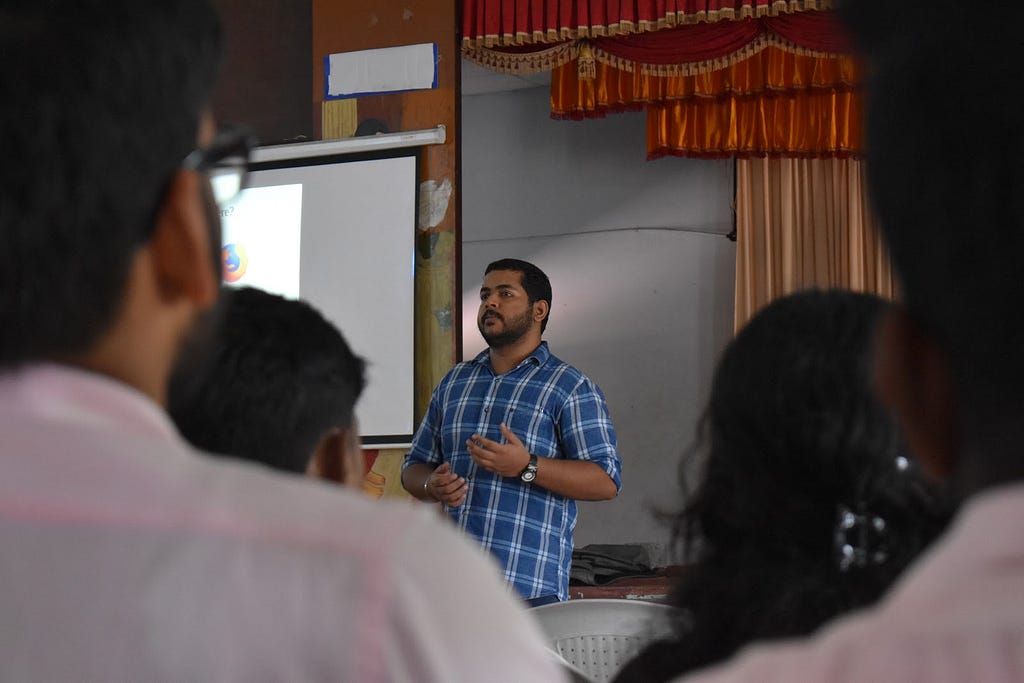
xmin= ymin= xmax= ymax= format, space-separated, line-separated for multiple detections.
xmin=462 ymin=0 xmax=835 ymax=48
xmin=463 ymin=42 xmax=575 ymax=74
xmin=591 ymin=34 xmax=847 ymax=77
xmin=549 ymin=46 xmax=860 ymax=120
xmin=463 ymin=12 xmax=851 ymax=77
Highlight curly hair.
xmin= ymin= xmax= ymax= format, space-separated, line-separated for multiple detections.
xmin=615 ymin=289 xmax=952 ymax=682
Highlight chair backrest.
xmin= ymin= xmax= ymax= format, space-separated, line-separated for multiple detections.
xmin=529 ymin=599 xmax=680 ymax=683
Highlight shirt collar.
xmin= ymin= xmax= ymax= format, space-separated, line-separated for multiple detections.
xmin=472 ymin=341 xmax=549 ymax=372
xmin=0 ymin=363 xmax=182 ymax=444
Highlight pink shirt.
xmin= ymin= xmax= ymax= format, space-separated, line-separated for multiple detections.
xmin=679 ymin=482 xmax=1024 ymax=682
xmin=0 ymin=364 xmax=565 ymax=681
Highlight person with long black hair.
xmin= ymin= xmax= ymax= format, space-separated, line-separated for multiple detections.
xmin=615 ymin=289 xmax=951 ymax=682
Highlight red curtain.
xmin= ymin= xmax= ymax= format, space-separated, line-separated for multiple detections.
xmin=764 ymin=11 xmax=851 ymax=52
xmin=593 ymin=17 xmax=763 ymax=64
xmin=462 ymin=0 xmax=835 ymax=47
xmin=587 ymin=13 xmax=849 ymax=66
xmin=465 ymin=11 xmax=852 ymax=74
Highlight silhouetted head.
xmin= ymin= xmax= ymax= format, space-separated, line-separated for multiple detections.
xmin=0 ymin=0 xmax=223 ymax=367
xmin=840 ymin=1 xmax=1024 ymax=493
xmin=169 ymin=286 xmax=366 ymax=477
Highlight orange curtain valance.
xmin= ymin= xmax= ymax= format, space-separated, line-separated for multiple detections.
xmin=550 ymin=45 xmax=860 ymax=115
xmin=646 ymin=88 xmax=862 ymax=159
xmin=462 ymin=0 xmax=834 ymax=48
xmin=550 ymin=47 xmax=861 ymax=158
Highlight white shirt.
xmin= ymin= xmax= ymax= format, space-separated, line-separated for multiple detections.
xmin=0 ymin=364 xmax=565 ymax=682
xmin=678 ymin=482 xmax=1024 ymax=682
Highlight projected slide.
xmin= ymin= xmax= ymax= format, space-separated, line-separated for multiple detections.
xmin=215 ymin=151 xmax=417 ymax=447
xmin=220 ymin=184 xmax=302 ymax=300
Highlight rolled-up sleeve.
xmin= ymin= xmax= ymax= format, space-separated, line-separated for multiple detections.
xmin=558 ymin=379 xmax=621 ymax=491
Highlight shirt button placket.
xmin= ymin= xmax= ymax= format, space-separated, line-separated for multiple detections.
xmin=479 ymin=377 xmax=499 ymax=437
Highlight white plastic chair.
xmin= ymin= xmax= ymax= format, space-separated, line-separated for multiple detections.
xmin=529 ymin=598 xmax=680 ymax=683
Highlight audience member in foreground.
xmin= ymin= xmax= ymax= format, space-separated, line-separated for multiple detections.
xmin=169 ymin=285 xmax=366 ymax=486
xmin=677 ymin=2 xmax=1024 ymax=681
xmin=613 ymin=289 xmax=951 ymax=683
xmin=0 ymin=2 xmax=562 ymax=680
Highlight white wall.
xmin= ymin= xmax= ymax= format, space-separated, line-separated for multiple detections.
xmin=461 ymin=86 xmax=736 ymax=563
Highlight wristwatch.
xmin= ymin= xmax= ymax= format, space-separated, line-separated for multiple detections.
xmin=519 ymin=454 xmax=538 ymax=483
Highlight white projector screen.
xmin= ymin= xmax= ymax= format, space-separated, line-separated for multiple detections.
xmin=218 ymin=147 xmax=418 ymax=448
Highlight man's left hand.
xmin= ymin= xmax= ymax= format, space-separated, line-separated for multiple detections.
xmin=467 ymin=423 xmax=532 ymax=478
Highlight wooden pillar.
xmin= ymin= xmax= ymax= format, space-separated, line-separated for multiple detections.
xmin=210 ymin=0 xmax=313 ymax=145
xmin=313 ymin=1 xmax=460 ymax=498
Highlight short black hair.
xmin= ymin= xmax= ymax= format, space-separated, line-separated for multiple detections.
xmin=484 ymin=258 xmax=552 ymax=331
xmin=615 ymin=290 xmax=952 ymax=682
xmin=840 ymin=1 xmax=1024 ymax=486
xmin=0 ymin=0 xmax=222 ymax=367
xmin=168 ymin=286 xmax=367 ymax=474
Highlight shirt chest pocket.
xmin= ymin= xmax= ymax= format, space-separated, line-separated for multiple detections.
xmin=504 ymin=407 xmax=559 ymax=459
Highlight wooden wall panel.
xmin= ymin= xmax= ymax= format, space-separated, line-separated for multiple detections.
xmin=313 ymin=0 xmax=460 ymax=498
xmin=212 ymin=0 xmax=313 ymax=144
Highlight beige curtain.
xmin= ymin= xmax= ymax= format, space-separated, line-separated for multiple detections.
xmin=734 ymin=157 xmax=896 ymax=330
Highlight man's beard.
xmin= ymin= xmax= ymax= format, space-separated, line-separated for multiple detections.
xmin=478 ymin=307 xmax=533 ymax=349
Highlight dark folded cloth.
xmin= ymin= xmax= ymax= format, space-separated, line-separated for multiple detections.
xmin=570 ymin=543 xmax=660 ymax=585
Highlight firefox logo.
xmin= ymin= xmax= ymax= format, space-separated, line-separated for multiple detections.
xmin=222 ymin=243 xmax=248 ymax=283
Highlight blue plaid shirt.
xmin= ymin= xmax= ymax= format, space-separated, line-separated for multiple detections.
xmin=403 ymin=342 xmax=621 ymax=601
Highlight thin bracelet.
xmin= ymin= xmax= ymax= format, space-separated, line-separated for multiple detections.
xmin=423 ymin=474 xmax=432 ymax=500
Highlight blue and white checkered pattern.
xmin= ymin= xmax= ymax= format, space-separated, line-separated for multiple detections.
xmin=404 ymin=342 xmax=621 ymax=601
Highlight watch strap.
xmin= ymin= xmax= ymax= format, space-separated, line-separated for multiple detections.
xmin=519 ymin=454 xmax=538 ymax=482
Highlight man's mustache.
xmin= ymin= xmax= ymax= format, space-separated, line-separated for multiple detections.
xmin=481 ymin=311 xmax=502 ymax=322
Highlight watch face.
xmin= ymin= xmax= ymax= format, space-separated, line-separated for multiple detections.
xmin=521 ymin=469 xmax=536 ymax=483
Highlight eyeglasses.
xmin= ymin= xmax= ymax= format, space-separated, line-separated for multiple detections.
xmin=181 ymin=125 xmax=257 ymax=207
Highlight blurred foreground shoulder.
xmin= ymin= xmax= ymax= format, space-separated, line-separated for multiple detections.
xmin=382 ymin=500 xmax=568 ymax=682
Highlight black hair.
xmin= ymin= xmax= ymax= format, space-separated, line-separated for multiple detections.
xmin=839 ymin=1 xmax=1024 ymax=490
xmin=168 ymin=286 xmax=367 ymax=474
xmin=614 ymin=289 xmax=952 ymax=682
xmin=484 ymin=258 xmax=552 ymax=332
xmin=0 ymin=0 xmax=222 ymax=367
xmin=353 ymin=118 xmax=390 ymax=136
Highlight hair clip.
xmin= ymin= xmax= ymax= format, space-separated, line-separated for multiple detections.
xmin=834 ymin=504 xmax=888 ymax=572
